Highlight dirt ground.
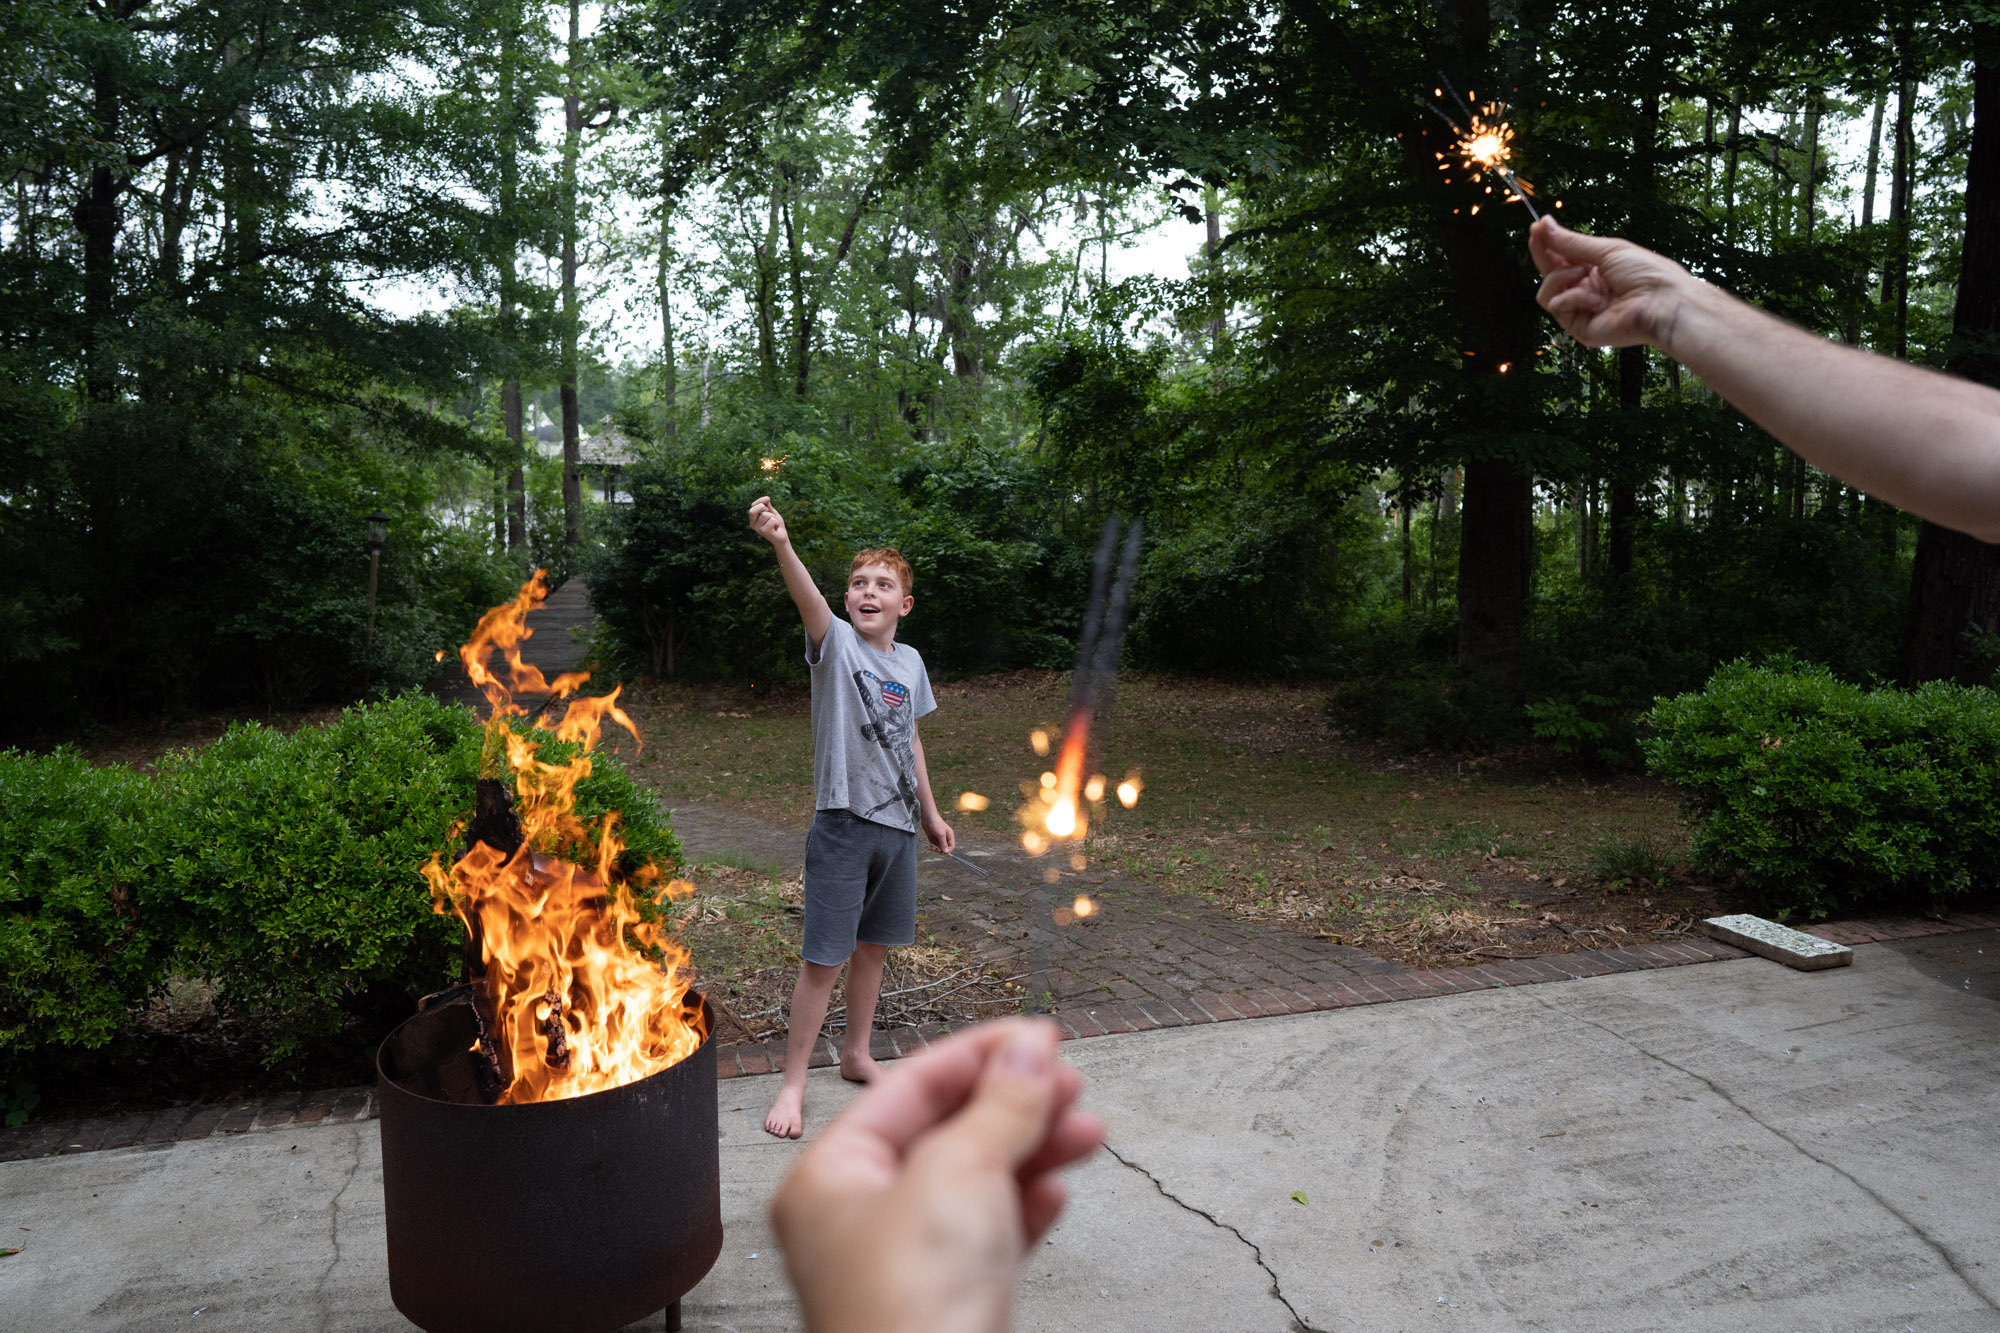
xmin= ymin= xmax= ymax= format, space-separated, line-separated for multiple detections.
xmin=611 ymin=671 xmax=1733 ymax=972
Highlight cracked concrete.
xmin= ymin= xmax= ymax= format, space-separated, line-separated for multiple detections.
xmin=3 ymin=932 xmax=1996 ymax=1331
xmin=1102 ymin=1142 xmax=1326 ymax=1332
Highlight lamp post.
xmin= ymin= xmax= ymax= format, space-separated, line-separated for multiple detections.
xmin=365 ymin=510 xmax=390 ymax=653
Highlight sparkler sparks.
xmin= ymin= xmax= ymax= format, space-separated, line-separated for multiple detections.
xmin=1424 ymin=75 xmax=1543 ymax=222
xmin=1017 ymin=516 xmax=1144 ymax=855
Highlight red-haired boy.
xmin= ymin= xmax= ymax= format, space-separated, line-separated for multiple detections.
xmin=747 ymin=496 xmax=955 ymax=1139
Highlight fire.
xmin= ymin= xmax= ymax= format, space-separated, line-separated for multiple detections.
xmin=422 ymin=570 xmax=705 ymax=1104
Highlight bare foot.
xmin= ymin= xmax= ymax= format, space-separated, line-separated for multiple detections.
xmin=764 ymin=1080 xmax=805 ymax=1139
xmin=840 ymin=1050 xmax=882 ymax=1084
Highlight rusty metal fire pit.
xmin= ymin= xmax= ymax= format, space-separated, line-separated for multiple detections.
xmin=377 ymin=993 xmax=723 ymax=1333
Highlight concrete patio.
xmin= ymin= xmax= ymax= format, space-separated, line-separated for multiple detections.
xmin=3 ymin=930 xmax=1996 ymax=1331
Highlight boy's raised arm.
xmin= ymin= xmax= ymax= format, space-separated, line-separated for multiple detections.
xmin=749 ymin=495 xmax=834 ymax=652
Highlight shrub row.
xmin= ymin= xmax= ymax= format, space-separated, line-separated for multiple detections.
xmin=1644 ymin=661 xmax=2000 ymax=920
xmin=0 ymin=692 xmax=679 ymax=1071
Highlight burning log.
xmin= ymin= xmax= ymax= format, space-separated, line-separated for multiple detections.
xmin=420 ymin=570 xmax=704 ymax=1106
xmin=384 ymin=571 xmax=721 ymax=1333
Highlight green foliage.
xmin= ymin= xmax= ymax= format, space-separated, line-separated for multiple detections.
xmin=1645 ymin=661 xmax=2000 ymax=919
xmin=0 ymin=694 xmax=681 ymax=1069
xmin=0 ymin=749 xmax=170 ymax=1059
xmin=1587 ymin=836 xmax=1676 ymax=887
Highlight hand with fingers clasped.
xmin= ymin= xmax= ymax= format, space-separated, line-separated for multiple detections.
xmin=770 ymin=1017 xmax=1106 ymax=1333
xmin=1528 ymin=214 xmax=1700 ymax=351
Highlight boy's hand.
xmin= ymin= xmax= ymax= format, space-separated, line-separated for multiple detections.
xmin=922 ymin=810 xmax=955 ymax=856
xmin=749 ymin=495 xmax=790 ymax=547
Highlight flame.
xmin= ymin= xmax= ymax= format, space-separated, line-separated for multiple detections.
xmin=760 ymin=457 xmax=783 ymax=472
xmin=421 ymin=570 xmax=704 ymax=1104
xmin=1117 ymin=776 xmax=1142 ymax=808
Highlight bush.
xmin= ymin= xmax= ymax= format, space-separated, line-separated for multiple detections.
xmin=1644 ymin=660 xmax=2000 ymax=919
xmin=1 ymin=693 xmax=682 ymax=1068
xmin=0 ymin=750 xmax=173 ymax=1059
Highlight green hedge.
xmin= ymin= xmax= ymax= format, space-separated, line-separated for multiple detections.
xmin=1644 ymin=661 xmax=2000 ymax=919
xmin=0 ymin=692 xmax=680 ymax=1068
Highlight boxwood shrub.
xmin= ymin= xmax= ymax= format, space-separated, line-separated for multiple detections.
xmin=1 ymin=692 xmax=681 ymax=1068
xmin=1644 ymin=660 xmax=2000 ymax=919
xmin=0 ymin=749 xmax=173 ymax=1057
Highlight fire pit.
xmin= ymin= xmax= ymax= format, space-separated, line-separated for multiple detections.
xmin=380 ymin=573 xmax=724 ymax=1331
xmin=377 ymin=993 xmax=723 ymax=1333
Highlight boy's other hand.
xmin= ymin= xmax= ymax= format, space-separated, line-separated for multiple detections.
xmin=1529 ymin=215 xmax=1693 ymax=352
xmin=749 ymin=495 xmax=790 ymax=547
xmin=922 ymin=811 xmax=955 ymax=855
xmin=772 ymin=1018 xmax=1103 ymax=1333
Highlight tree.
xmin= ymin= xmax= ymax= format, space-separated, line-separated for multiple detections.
xmin=1900 ymin=14 xmax=2000 ymax=686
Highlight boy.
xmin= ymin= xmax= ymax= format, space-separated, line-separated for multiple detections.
xmin=748 ymin=495 xmax=955 ymax=1139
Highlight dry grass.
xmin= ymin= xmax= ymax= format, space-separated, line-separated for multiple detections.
xmin=614 ymin=670 xmax=1728 ymax=970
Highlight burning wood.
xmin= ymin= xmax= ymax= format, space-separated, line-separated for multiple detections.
xmin=421 ymin=571 xmax=704 ymax=1105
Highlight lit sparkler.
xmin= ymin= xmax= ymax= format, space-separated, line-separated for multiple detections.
xmin=1020 ymin=515 xmax=1144 ymax=853
xmin=1424 ymin=75 xmax=1541 ymax=222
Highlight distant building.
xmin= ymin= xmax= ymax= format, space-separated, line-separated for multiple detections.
xmin=525 ymin=404 xmax=636 ymax=503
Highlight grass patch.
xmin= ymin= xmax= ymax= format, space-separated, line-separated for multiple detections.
xmin=609 ymin=671 xmax=1726 ymax=969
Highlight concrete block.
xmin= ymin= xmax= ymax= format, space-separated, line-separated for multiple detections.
xmin=1700 ymin=913 xmax=1853 ymax=970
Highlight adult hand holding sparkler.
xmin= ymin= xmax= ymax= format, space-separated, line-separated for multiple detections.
xmin=1529 ymin=215 xmax=2000 ymax=544
xmin=772 ymin=1018 xmax=1103 ymax=1333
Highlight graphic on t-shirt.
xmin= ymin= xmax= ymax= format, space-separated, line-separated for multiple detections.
xmin=852 ymin=669 xmax=920 ymax=824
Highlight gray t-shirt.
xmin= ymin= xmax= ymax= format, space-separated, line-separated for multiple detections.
xmin=806 ymin=616 xmax=937 ymax=832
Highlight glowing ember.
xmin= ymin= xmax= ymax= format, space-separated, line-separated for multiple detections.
xmin=1117 ymin=777 xmax=1142 ymax=808
xmin=422 ymin=570 xmax=704 ymax=1104
xmin=1030 ymin=728 xmax=1051 ymax=756
xmin=1072 ymin=895 xmax=1097 ymax=918
xmin=760 ymin=457 xmax=784 ymax=472
xmin=956 ymin=791 xmax=990 ymax=811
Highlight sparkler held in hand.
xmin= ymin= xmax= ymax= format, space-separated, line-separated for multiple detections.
xmin=1030 ymin=515 xmax=1143 ymax=851
xmin=1423 ymin=73 xmax=1543 ymax=222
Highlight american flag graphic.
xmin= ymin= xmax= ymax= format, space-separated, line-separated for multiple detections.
xmin=881 ymin=680 xmax=908 ymax=708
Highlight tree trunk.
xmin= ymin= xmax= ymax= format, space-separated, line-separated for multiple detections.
xmin=559 ymin=0 xmax=584 ymax=549
xmin=78 ymin=57 xmax=120 ymax=403
xmin=1205 ymin=184 xmax=1226 ymax=356
xmin=1800 ymin=91 xmax=1821 ymax=240
xmin=1900 ymin=20 xmax=2000 ymax=687
xmin=1457 ymin=459 xmax=1533 ymax=679
xmin=1722 ymin=98 xmax=1742 ymax=252
xmin=1863 ymin=87 xmax=1886 ymax=229
xmin=500 ymin=2 xmax=526 ymax=549
xmin=1400 ymin=496 xmax=1413 ymax=609
xmin=1885 ymin=53 xmax=1915 ymax=356
xmin=658 ymin=122 xmax=677 ymax=439
xmin=1403 ymin=0 xmax=1540 ymax=689
xmin=1608 ymin=349 xmax=1642 ymax=580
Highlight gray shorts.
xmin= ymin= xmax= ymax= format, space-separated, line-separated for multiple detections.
xmin=802 ymin=808 xmax=918 ymax=966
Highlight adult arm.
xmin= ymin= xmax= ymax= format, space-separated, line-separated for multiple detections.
xmin=911 ymin=723 xmax=955 ymax=854
xmin=748 ymin=495 xmax=834 ymax=651
xmin=771 ymin=1018 xmax=1104 ymax=1333
xmin=1529 ymin=216 xmax=2000 ymax=543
